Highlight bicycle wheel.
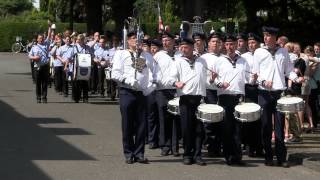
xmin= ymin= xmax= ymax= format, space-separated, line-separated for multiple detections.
xmin=12 ymin=43 xmax=22 ymax=53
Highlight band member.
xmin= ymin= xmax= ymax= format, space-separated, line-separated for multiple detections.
xmin=241 ymin=33 xmax=263 ymax=157
xmin=88 ymin=32 xmax=100 ymax=94
xmin=147 ymin=40 xmax=163 ymax=149
xmin=154 ymin=35 xmax=179 ymax=156
xmin=50 ymin=33 xmax=64 ymax=94
xmin=236 ymin=33 xmax=248 ymax=55
xmin=56 ymin=36 xmax=74 ymax=97
xmin=94 ymin=37 xmax=110 ymax=97
xmin=111 ymin=31 xmax=154 ymax=164
xmin=28 ymin=33 xmax=51 ymax=103
xmin=159 ymin=31 xmax=181 ymax=156
xmin=192 ymin=33 xmax=206 ymax=57
xmin=214 ymin=34 xmax=252 ymax=166
xmin=168 ymin=38 xmax=210 ymax=166
xmin=254 ymin=26 xmax=298 ymax=168
xmin=73 ymin=34 xmax=93 ymax=103
xmin=200 ymin=32 xmax=223 ymax=156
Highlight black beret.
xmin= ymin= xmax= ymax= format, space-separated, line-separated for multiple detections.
xmin=262 ymin=26 xmax=279 ymax=35
xmin=179 ymin=38 xmax=194 ymax=46
xmin=127 ymin=31 xmax=136 ymax=38
xmin=247 ymin=32 xmax=261 ymax=42
xmin=223 ymin=33 xmax=237 ymax=42
xmin=192 ymin=33 xmax=206 ymax=40
xmin=236 ymin=33 xmax=247 ymax=41
xmin=142 ymin=39 xmax=151 ymax=46
xmin=208 ymin=32 xmax=222 ymax=40
xmin=150 ymin=39 xmax=162 ymax=47
xmin=161 ymin=31 xmax=175 ymax=39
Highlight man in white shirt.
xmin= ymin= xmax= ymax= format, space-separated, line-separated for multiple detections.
xmin=87 ymin=32 xmax=100 ymax=94
xmin=200 ymin=32 xmax=223 ymax=157
xmin=214 ymin=34 xmax=251 ymax=166
xmin=111 ymin=31 xmax=154 ymax=164
xmin=168 ymin=38 xmax=210 ymax=166
xmin=254 ymin=26 xmax=297 ymax=168
xmin=241 ymin=33 xmax=263 ymax=157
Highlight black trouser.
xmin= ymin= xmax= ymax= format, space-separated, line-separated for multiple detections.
xmin=147 ymin=91 xmax=159 ymax=146
xmin=156 ymin=89 xmax=179 ymax=153
xmin=244 ymin=84 xmax=263 ymax=154
xmin=179 ymin=95 xmax=204 ymax=159
xmin=218 ymin=94 xmax=242 ymax=161
xmin=203 ymin=89 xmax=222 ymax=154
xmin=106 ymin=79 xmax=117 ymax=99
xmin=119 ymin=87 xmax=147 ymax=159
xmin=97 ymin=67 xmax=105 ymax=95
xmin=63 ymin=71 xmax=70 ymax=96
xmin=54 ymin=66 xmax=64 ymax=93
xmin=258 ymin=90 xmax=286 ymax=163
xmin=35 ymin=65 xmax=49 ymax=100
xmin=309 ymin=89 xmax=319 ymax=128
xmin=90 ymin=64 xmax=98 ymax=92
xmin=30 ymin=60 xmax=35 ymax=82
xmin=73 ymin=80 xmax=89 ymax=102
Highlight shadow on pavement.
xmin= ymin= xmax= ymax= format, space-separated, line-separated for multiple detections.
xmin=0 ymin=100 xmax=96 ymax=180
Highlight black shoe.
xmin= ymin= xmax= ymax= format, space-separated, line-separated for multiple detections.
xmin=277 ymin=161 xmax=290 ymax=168
xmin=183 ymin=158 xmax=193 ymax=165
xmin=194 ymin=158 xmax=206 ymax=166
xmin=233 ymin=159 xmax=246 ymax=166
xmin=75 ymin=100 xmax=79 ymax=103
xmin=264 ymin=160 xmax=274 ymax=166
xmin=135 ymin=157 xmax=149 ymax=164
xmin=172 ymin=151 xmax=180 ymax=157
xmin=248 ymin=151 xmax=255 ymax=157
xmin=161 ymin=149 xmax=170 ymax=156
xmin=125 ymin=157 xmax=134 ymax=164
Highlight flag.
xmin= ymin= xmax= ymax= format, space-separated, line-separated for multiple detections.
xmin=158 ymin=2 xmax=164 ymax=33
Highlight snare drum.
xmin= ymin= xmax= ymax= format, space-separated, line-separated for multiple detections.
xmin=197 ymin=104 xmax=224 ymax=123
xmin=234 ymin=103 xmax=261 ymax=122
xmin=277 ymin=96 xmax=304 ymax=113
xmin=168 ymin=97 xmax=180 ymax=115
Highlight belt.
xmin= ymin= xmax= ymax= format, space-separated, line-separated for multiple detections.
xmin=120 ymin=87 xmax=142 ymax=94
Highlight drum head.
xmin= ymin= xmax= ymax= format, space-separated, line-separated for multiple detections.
xmin=198 ymin=104 xmax=224 ymax=113
xmin=168 ymin=97 xmax=180 ymax=106
xmin=277 ymin=97 xmax=303 ymax=105
xmin=235 ymin=103 xmax=260 ymax=113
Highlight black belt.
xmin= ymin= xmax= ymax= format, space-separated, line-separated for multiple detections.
xmin=258 ymin=89 xmax=282 ymax=94
xmin=120 ymin=87 xmax=143 ymax=95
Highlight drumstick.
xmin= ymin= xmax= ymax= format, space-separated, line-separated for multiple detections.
xmin=228 ymin=71 xmax=239 ymax=84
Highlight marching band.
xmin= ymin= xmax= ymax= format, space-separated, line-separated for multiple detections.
xmin=27 ymin=20 xmax=320 ymax=168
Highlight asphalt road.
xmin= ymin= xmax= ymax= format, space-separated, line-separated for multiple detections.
xmin=0 ymin=52 xmax=320 ymax=180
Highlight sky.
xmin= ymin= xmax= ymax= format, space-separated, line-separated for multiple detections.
xmin=32 ymin=0 xmax=40 ymax=9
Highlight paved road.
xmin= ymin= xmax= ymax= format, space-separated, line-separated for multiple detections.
xmin=1 ymin=52 xmax=320 ymax=180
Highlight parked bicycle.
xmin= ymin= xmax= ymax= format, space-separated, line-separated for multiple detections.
xmin=11 ymin=36 xmax=35 ymax=53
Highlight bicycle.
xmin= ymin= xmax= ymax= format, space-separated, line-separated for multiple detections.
xmin=11 ymin=36 xmax=35 ymax=53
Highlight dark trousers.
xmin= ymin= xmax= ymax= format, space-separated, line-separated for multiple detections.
xmin=97 ymin=67 xmax=105 ymax=95
xmin=90 ymin=64 xmax=98 ymax=92
xmin=309 ymin=89 xmax=319 ymax=128
xmin=179 ymin=95 xmax=203 ymax=159
xmin=258 ymin=90 xmax=287 ymax=163
xmin=73 ymin=80 xmax=89 ymax=102
xmin=219 ymin=94 xmax=242 ymax=161
xmin=106 ymin=79 xmax=117 ymax=99
xmin=147 ymin=91 xmax=159 ymax=146
xmin=156 ymin=89 xmax=179 ymax=152
xmin=244 ymin=84 xmax=263 ymax=154
xmin=35 ymin=65 xmax=49 ymax=100
xmin=119 ymin=88 xmax=147 ymax=159
xmin=54 ymin=66 xmax=64 ymax=93
xmin=203 ymin=89 xmax=222 ymax=154
xmin=30 ymin=60 xmax=35 ymax=82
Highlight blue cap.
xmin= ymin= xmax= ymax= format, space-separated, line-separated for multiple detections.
xmin=262 ymin=26 xmax=279 ymax=35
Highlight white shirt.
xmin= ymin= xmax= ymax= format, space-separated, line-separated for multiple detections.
xmin=169 ymin=56 xmax=207 ymax=96
xmin=111 ymin=49 xmax=154 ymax=93
xmin=241 ymin=51 xmax=259 ymax=84
xmin=153 ymin=50 xmax=175 ymax=90
xmin=201 ymin=52 xmax=220 ymax=90
xmin=254 ymin=46 xmax=297 ymax=91
xmin=214 ymin=55 xmax=250 ymax=95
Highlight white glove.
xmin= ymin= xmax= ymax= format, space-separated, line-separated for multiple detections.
xmin=125 ymin=78 xmax=139 ymax=89
xmin=143 ymin=83 xmax=157 ymax=96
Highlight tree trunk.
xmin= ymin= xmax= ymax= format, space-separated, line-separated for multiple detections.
xmin=69 ymin=0 xmax=74 ymax=31
xmin=111 ymin=0 xmax=135 ymax=35
xmin=84 ymin=0 xmax=103 ymax=34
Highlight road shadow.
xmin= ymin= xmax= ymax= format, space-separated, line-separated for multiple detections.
xmin=0 ymin=100 xmax=96 ymax=180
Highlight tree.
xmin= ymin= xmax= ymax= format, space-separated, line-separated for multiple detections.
xmin=0 ymin=0 xmax=33 ymax=17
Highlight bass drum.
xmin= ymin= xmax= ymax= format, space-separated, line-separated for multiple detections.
xmin=74 ymin=53 xmax=91 ymax=81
